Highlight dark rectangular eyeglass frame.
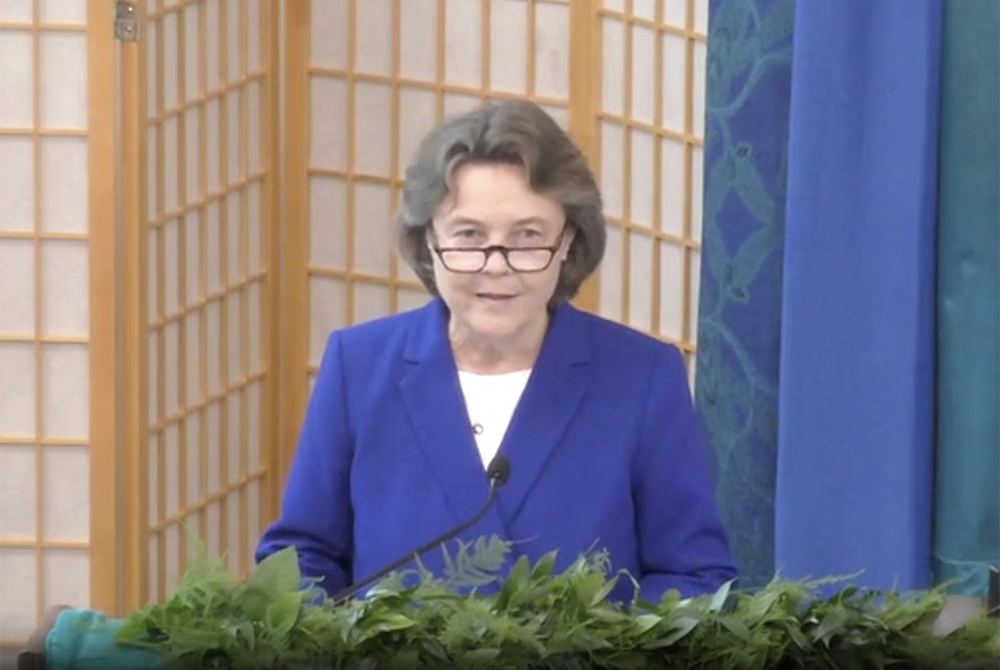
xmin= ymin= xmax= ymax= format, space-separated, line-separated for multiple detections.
xmin=431 ymin=229 xmax=567 ymax=274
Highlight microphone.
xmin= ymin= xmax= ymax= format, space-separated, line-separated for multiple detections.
xmin=331 ymin=455 xmax=512 ymax=604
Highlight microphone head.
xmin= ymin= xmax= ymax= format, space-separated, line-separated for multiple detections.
xmin=486 ymin=455 xmax=511 ymax=487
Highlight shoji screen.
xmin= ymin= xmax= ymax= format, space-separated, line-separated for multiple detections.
xmin=596 ymin=0 xmax=707 ymax=383
xmin=122 ymin=0 xmax=281 ymax=607
xmin=0 ymin=0 xmax=117 ymax=640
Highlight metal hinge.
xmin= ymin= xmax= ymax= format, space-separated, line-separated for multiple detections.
xmin=114 ymin=1 xmax=140 ymax=41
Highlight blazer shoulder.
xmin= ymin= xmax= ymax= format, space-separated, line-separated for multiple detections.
xmin=576 ymin=309 xmax=685 ymax=367
xmin=323 ymin=303 xmax=426 ymax=358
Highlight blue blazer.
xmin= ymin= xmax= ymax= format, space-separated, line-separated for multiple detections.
xmin=256 ymin=298 xmax=737 ymax=604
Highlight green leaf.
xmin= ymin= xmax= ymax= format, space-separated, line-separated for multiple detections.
xmin=710 ymin=579 xmax=734 ymax=612
xmin=814 ymin=608 xmax=850 ymax=646
xmin=498 ymin=554 xmax=531 ymax=607
xmin=245 ymin=545 xmax=301 ymax=594
xmin=263 ymin=591 xmax=302 ymax=637
xmin=718 ymin=614 xmax=752 ymax=642
xmin=531 ymin=550 xmax=559 ymax=580
xmin=654 ymin=615 xmax=701 ymax=648
xmin=589 ymin=575 xmax=619 ymax=607
xmin=631 ymin=613 xmax=663 ymax=635
xmin=372 ymin=612 xmax=417 ymax=632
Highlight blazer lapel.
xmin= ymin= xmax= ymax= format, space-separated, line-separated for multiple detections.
xmin=398 ymin=299 xmax=494 ymax=525
xmin=496 ymin=303 xmax=592 ymax=524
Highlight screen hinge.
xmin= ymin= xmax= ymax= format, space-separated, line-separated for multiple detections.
xmin=114 ymin=1 xmax=140 ymax=41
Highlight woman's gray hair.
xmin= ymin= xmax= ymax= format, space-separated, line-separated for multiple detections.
xmin=397 ymin=98 xmax=606 ymax=305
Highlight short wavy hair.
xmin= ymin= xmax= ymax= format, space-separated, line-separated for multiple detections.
xmin=396 ymin=99 xmax=607 ymax=305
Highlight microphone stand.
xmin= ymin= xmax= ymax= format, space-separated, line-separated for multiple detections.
xmin=330 ymin=457 xmax=510 ymax=605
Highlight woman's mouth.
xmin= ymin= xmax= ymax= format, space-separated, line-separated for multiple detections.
xmin=477 ymin=292 xmax=516 ymax=302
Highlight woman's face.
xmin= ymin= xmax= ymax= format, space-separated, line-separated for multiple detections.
xmin=429 ymin=162 xmax=573 ymax=346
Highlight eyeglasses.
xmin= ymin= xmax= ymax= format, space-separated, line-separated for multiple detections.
xmin=431 ymin=239 xmax=564 ymax=274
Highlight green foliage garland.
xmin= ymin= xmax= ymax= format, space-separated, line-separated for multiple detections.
xmin=114 ymin=536 xmax=999 ymax=670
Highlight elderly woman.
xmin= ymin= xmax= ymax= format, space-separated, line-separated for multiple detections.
xmin=255 ymin=99 xmax=737 ymax=604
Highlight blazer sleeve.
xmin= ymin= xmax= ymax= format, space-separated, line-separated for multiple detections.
xmin=254 ymin=331 xmax=354 ymax=595
xmin=633 ymin=344 xmax=739 ymax=602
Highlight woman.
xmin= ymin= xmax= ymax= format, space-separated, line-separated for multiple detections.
xmin=255 ymin=99 xmax=737 ymax=605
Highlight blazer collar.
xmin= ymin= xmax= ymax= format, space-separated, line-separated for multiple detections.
xmin=399 ymin=297 xmax=592 ymax=531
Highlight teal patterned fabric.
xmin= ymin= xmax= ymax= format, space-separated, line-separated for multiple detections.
xmin=695 ymin=0 xmax=794 ymax=588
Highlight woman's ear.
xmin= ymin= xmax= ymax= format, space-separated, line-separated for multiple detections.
xmin=561 ymin=226 xmax=576 ymax=261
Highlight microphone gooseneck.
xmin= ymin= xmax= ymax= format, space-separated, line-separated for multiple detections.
xmin=331 ymin=455 xmax=511 ymax=605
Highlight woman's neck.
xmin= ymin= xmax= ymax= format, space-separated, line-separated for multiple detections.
xmin=449 ymin=315 xmax=548 ymax=374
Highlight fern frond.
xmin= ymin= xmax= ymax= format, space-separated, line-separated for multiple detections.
xmin=438 ymin=535 xmax=512 ymax=589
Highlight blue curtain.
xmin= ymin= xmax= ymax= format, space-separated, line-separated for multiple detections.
xmin=698 ymin=0 xmax=997 ymax=595
xmin=772 ymin=0 xmax=942 ymax=592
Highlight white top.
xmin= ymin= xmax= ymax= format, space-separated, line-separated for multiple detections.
xmin=458 ymin=368 xmax=532 ymax=468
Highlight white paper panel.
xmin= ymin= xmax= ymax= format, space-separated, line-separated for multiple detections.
xmin=0 ymin=0 xmax=31 ymax=22
xmin=41 ymin=445 xmax=89 ymax=541
xmin=662 ymin=33 xmax=687 ymax=133
xmin=631 ymin=24 xmax=656 ymax=124
xmin=0 ymin=137 xmax=34 ymax=231
xmin=0 ymin=9 xmax=93 ymax=637
xmin=0 ymin=549 xmax=37 ymax=640
xmin=629 ymin=231 xmax=654 ymax=331
xmin=37 ymin=285 xmax=89 ymax=430
xmin=42 ymin=548 xmax=89 ymax=610
xmin=600 ymin=226 xmax=624 ymax=319
xmin=184 ymin=414 xmax=203 ymax=508
xmin=492 ymin=0 xmax=528 ymax=93
xmin=39 ymin=241 xmax=88 ymax=336
xmin=691 ymin=145 xmax=704 ymax=242
xmin=0 ymin=30 xmax=33 ymax=127
xmin=535 ymin=2 xmax=570 ymax=99
xmin=143 ymin=0 xmax=274 ymax=602
xmin=0 ymin=445 xmax=36 ymax=537
xmin=630 ymin=129 xmax=656 ymax=227
xmin=205 ymin=500 xmax=222 ymax=559
xmin=0 ymin=238 xmax=35 ymax=331
xmin=354 ymin=182 xmax=393 ymax=276
xmin=39 ymin=32 xmax=87 ymax=129
xmin=356 ymin=0 xmax=392 ymax=76
xmin=226 ymin=491 xmax=240 ymax=574
xmin=309 ymin=276 xmax=348 ymax=365
xmin=41 ymin=136 xmax=88 ymax=233
xmin=689 ymin=249 xmax=702 ymax=342
xmin=601 ymin=121 xmax=625 ymax=220
xmin=660 ymin=138 xmax=686 ymax=237
xmin=659 ymin=241 xmax=685 ymax=340
xmin=310 ymin=176 xmax=348 ymax=269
